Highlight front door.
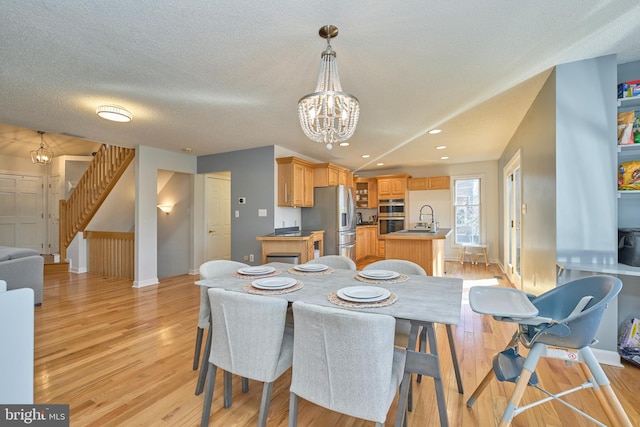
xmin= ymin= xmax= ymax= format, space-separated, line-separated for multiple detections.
xmin=504 ymin=151 xmax=521 ymax=288
xmin=205 ymin=173 xmax=231 ymax=261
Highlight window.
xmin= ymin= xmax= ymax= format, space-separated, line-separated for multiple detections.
xmin=453 ymin=176 xmax=482 ymax=245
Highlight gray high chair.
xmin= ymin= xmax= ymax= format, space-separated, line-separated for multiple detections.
xmin=466 ymin=275 xmax=632 ymax=427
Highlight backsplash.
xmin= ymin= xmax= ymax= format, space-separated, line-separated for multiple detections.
xmin=356 ymin=208 xmax=377 ymax=223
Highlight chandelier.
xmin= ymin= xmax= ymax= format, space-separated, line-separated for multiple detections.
xmin=31 ymin=131 xmax=53 ymax=165
xmin=298 ymin=25 xmax=359 ymax=150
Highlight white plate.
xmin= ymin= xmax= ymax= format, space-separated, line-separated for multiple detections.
xmin=238 ymin=266 xmax=276 ymax=276
xmin=294 ymin=264 xmax=328 ymax=272
xmin=252 ymin=277 xmax=297 ymax=290
xmin=337 ymin=286 xmax=391 ymax=302
xmin=358 ymin=270 xmax=400 ymax=280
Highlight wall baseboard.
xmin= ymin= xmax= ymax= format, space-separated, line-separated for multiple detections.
xmin=592 ymin=348 xmax=622 ymax=367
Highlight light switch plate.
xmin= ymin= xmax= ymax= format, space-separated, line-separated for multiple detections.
xmin=258 ymin=209 xmax=267 ymax=217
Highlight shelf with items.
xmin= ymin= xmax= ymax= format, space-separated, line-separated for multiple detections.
xmin=618 ymin=143 xmax=640 ymax=158
xmin=617 ymin=95 xmax=640 ymax=110
xmin=618 ymin=190 xmax=640 ymax=198
xmin=354 ymin=177 xmax=377 ymax=208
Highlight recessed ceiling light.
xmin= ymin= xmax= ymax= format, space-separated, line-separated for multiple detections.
xmin=435 ymin=145 xmax=447 ymax=150
xmin=361 ymin=154 xmax=370 ymax=158
xmin=440 ymin=156 xmax=449 ymax=160
xmin=96 ymin=105 xmax=132 ymax=123
xmin=376 ymin=162 xmax=384 ymax=166
xmin=182 ymin=148 xmax=193 ymax=153
xmin=428 ymin=129 xmax=442 ymax=134
xmin=339 ymin=142 xmax=350 ymax=147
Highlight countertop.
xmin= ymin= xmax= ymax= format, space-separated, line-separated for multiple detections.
xmin=357 ymin=222 xmax=377 ymax=227
xmin=383 ymin=228 xmax=452 ymax=240
xmin=257 ymin=230 xmax=324 ymax=239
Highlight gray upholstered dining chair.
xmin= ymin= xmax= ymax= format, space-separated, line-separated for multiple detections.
xmin=364 ymin=259 xmax=464 ymax=395
xmin=201 ymin=288 xmax=293 ymax=427
xmin=364 ymin=259 xmax=426 ymax=346
xmin=289 ymin=301 xmax=406 ymax=427
xmin=194 ymin=260 xmax=248 ymax=395
xmin=363 ymin=259 xmax=426 ymax=276
xmin=305 ymin=255 xmax=357 ymax=270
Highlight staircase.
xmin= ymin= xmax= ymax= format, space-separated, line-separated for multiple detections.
xmin=59 ymin=144 xmax=135 ymax=260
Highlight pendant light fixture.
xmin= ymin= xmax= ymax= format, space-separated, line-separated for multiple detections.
xmin=298 ymin=25 xmax=359 ymax=150
xmin=31 ymin=131 xmax=53 ymax=165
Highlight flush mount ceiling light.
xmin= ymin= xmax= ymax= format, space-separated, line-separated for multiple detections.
xmin=96 ymin=105 xmax=132 ymax=123
xmin=298 ymin=25 xmax=360 ymax=150
xmin=31 ymin=131 xmax=53 ymax=165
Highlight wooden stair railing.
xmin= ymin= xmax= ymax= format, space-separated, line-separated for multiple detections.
xmin=84 ymin=231 xmax=135 ymax=280
xmin=59 ymin=145 xmax=135 ymax=260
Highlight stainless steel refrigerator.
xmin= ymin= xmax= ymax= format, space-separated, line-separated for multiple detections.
xmin=301 ymin=185 xmax=356 ymax=262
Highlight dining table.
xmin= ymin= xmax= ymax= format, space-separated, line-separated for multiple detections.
xmin=195 ymin=261 xmax=463 ymax=427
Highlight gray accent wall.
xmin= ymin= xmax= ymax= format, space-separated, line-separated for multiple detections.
xmin=499 ymin=69 xmax=557 ymax=294
xmin=157 ymin=171 xmax=191 ymax=279
xmin=197 ymin=145 xmax=275 ymax=264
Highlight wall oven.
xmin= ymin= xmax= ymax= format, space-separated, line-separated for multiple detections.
xmin=378 ymin=217 xmax=406 ymax=235
xmin=378 ymin=199 xmax=405 ymax=235
xmin=378 ymin=199 xmax=405 ymax=217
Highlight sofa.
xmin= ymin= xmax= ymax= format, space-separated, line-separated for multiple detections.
xmin=0 ymin=246 xmax=44 ymax=305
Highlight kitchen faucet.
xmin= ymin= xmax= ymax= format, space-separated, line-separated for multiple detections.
xmin=419 ymin=204 xmax=437 ymax=231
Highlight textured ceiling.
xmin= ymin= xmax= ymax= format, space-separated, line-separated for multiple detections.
xmin=1 ymin=1 xmax=639 ymax=171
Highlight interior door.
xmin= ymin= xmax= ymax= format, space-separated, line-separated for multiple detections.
xmin=504 ymin=151 xmax=521 ymax=288
xmin=205 ymin=173 xmax=231 ymax=261
xmin=0 ymin=173 xmax=44 ymax=251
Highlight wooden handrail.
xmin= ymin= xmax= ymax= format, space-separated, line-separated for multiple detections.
xmin=59 ymin=144 xmax=135 ymax=260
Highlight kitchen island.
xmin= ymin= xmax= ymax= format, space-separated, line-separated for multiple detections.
xmin=383 ymin=228 xmax=452 ymax=276
xmin=256 ymin=230 xmax=324 ymax=264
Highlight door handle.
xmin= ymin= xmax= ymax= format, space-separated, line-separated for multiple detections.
xmin=208 ymin=230 xmax=215 ymax=234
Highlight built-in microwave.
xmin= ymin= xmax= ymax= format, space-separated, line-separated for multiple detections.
xmin=378 ymin=217 xmax=405 ymax=235
xmin=378 ymin=199 xmax=405 ymax=217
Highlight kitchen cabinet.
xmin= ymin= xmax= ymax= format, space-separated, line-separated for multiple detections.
xmin=276 ymin=157 xmax=315 ymax=207
xmin=377 ymin=239 xmax=385 ymax=257
xmin=356 ymin=225 xmax=378 ymax=261
xmin=377 ymin=174 xmax=410 ymax=199
xmin=383 ymin=228 xmax=452 ymax=276
xmin=355 ymin=177 xmax=378 ymax=208
xmin=356 ymin=227 xmax=365 ymax=260
xmin=366 ymin=226 xmax=378 ymax=256
xmin=257 ymin=231 xmax=324 ymax=264
xmin=314 ymin=163 xmax=353 ymax=188
xmin=408 ymin=176 xmax=450 ymax=191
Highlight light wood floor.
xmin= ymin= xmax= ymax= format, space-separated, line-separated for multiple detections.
xmin=35 ymin=261 xmax=640 ymax=426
